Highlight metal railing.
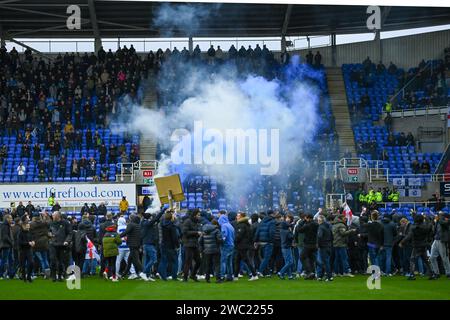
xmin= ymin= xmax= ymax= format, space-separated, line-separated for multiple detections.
xmin=323 ymin=158 xmax=384 ymax=180
xmin=115 ymin=160 xmax=159 ymax=182
xmin=435 ymin=143 xmax=450 ymax=174
xmin=368 ymin=171 xmax=450 ymax=182
xmin=326 ymin=193 xmax=345 ymax=209
xmin=338 ymin=158 xmax=370 ymax=168
xmin=383 ymin=105 xmax=449 ymax=118
xmin=134 ymin=160 xmax=158 ymax=171
xmin=369 ymin=167 xmax=390 ymax=182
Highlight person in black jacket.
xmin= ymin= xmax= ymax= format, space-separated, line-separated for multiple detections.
xmin=48 ymin=211 xmax=72 ymax=282
xmin=159 ymin=210 xmax=180 ymax=281
xmin=25 ymin=201 xmax=35 ymax=216
xmin=278 ymin=214 xmax=294 ymax=280
xmin=97 ymin=203 xmax=107 ymax=216
xmin=363 ymin=211 xmax=384 ymax=268
xmin=296 ymin=213 xmax=319 ymax=279
xmin=380 ymin=215 xmax=397 ymax=276
xmin=397 ymin=217 xmax=413 ymax=276
xmin=269 ymin=214 xmax=283 ymax=276
xmin=120 ymin=214 xmax=148 ymax=281
xmin=248 ymin=213 xmax=260 ymax=271
xmin=0 ymin=214 xmax=14 ymax=279
xmin=141 ymin=208 xmax=165 ymax=279
xmin=18 ymin=219 xmax=35 ymax=282
xmin=316 ymin=215 xmax=333 ymax=281
xmin=233 ymin=212 xmax=258 ymax=281
xmin=430 ymin=212 xmax=450 ymax=278
xmin=199 ymin=220 xmax=222 ymax=283
xmin=181 ymin=209 xmax=202 ymax=282
xmin=73 ymin=216 xmax=96 ymax=270
xmin=400 ymin=214 xmax=435 ymax=280
xmin=142 ymin=195 xmax=151 ymax=211
xmin=30 ymin=214 xmax=50 ymax=277
xmin=16 ymin=202 xmax=26 ymax=217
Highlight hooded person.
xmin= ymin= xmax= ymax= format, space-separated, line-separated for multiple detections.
xmin=316 ymin=215 xmax=333 ymax=281
xmin=199 ymin=219 xmax=222 ymax=283
xmin=332 ymin=215 xmax=355 ymax=277
xmin=102 ymin=224 xmax=122 ymax=282
xmin=181 ymin=209 xmax=202 ymax=282
xmin=115 ymin=217 xmax=136 ymax=279
xmin=400 ymin=214 xmax=435 ymax=280
xmin=233 ymin=212 xmax=258 ymax=281
xmin=73 ymin=216 xmax=96 ymax=269
xmin=218 ymin=213 xmax=235 ymax=282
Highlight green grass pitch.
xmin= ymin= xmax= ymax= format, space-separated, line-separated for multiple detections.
xmin=0 ymin=275 xmax=449 ymax=300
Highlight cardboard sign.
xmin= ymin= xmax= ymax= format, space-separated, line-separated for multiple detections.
xmin=154 ymin=174 xmax=185 ymax=204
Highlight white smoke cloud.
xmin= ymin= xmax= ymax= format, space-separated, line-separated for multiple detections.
xmin=115 ymin=56 xmax=323 ymax=209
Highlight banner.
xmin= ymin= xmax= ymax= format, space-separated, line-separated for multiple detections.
xmin=408 ymin=178 xmax=422 ymax=187
xmin=0 ymin=183 xmax=136 ymax=208
xmin=440 ymin=182 xmax=450 ymax=197
xmin=392 ymin=178 xmax=405 ymax=187
xmin=408 ymin=189 xmax=422 ymax=197
xmin=397 ymin=189 xmax=406 ymax=197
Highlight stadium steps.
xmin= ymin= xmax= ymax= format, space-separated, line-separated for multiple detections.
xmin=140 ymin=70 xmax=158 ymax=161
xmin=326 ymin=67 xmax=356 ymax=158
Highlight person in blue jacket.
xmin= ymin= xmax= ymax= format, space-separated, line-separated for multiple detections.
xmin=218 ymin=211 xmax=235 ymax=282
xmin=255 ymin=211 xmax=276 ymax=276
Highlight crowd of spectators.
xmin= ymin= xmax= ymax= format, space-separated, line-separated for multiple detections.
xmin=1 ymin=205 xmax=447 ymax=283
xmin=0 ymin=45 xmax=145 ymax=181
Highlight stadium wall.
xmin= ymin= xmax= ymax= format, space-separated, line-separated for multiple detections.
xmin=293 ymin=29 xmax=450 ymax=68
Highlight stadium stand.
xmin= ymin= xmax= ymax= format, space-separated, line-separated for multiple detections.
xmin=343 ymin=56 xmax=446 ymax=180
xmin=0 ymin=45 xmax=144 ymax=183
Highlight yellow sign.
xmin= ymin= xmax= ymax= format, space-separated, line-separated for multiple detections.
xmin=154 ymin=174 xmax=185 ymax=204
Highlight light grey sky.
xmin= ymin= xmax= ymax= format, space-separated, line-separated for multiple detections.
xmin=5 ymin=24 xmax=450 ymax=53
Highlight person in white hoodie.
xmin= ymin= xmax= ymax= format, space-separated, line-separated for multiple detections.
xmin=116 ymin=217 xmax=136 ymax=279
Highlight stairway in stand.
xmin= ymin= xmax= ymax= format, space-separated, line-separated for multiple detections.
xmin=326 ymin=67 xmax=356 ymax=158
xmin=139 ymin=70 xmax=158 ymax=161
